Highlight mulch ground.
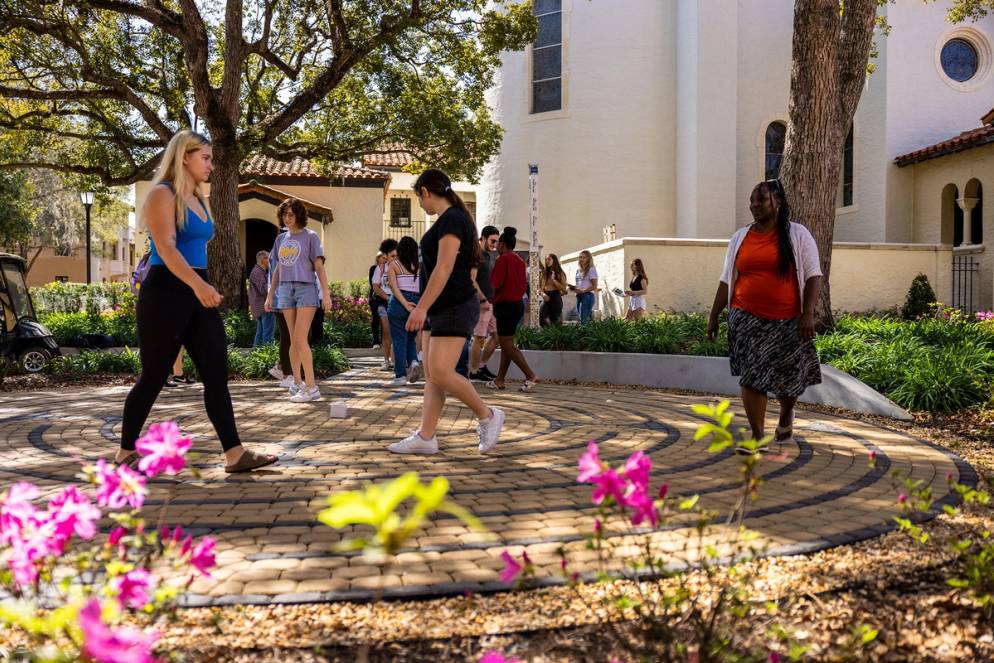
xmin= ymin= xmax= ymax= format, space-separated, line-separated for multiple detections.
xmin=2 ymin=375 xmax=992 ymax=661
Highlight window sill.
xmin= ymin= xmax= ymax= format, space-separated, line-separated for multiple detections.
xmin=835 ymin=204 xmax=859 ymax=216
xmin=526 ymin=108 xmax=571 ymax=123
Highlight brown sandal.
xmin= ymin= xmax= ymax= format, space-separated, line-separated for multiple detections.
xmin=224 ymin=449 xmax=278 ymax=473
xmin=114 ymin=452 xmax=141 ymax=471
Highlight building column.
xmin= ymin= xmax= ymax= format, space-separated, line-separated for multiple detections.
xmin=957 ymin=197 xmax=979 ymax=245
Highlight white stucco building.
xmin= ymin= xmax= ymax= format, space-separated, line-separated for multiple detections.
xmin=479 ymin=0 xmax=994 ymax=310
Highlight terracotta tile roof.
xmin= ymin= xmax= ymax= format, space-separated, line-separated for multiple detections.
xmin=361 ymin=142 xmax=414 ymax=169
xmin=895 ymin=109 xmax=994 ymax=167
xmin=240 ymin=155 xmax=390 ymax=181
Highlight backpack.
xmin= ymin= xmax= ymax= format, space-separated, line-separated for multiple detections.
xmin=130 ymin=253 xmax=151 ymax=296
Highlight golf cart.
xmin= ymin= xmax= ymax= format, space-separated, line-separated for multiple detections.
xmin=0 ymin=253 xmax=60 ymax=373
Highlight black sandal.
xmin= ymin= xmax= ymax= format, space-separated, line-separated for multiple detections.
xmin=224 ymin=449 xmax=278 ymax=473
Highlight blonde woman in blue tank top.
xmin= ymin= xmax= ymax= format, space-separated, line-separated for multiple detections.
xmin=114 ymin=130 xmax=277 ymax=473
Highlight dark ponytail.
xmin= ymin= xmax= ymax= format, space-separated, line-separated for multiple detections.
xmin=414 ymin=168 xmax=482 ymax=267
xmin=763 ymin=179 xmax=795 ymax=280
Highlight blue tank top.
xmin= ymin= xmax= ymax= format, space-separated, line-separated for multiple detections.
xmin=148 ymin=198 xmax=214 ymax=269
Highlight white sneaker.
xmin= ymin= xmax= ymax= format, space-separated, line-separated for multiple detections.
xmin=387 ymin=376 xmax=408 ymax=386
xmin=407 ymin=361 xmax=422 ymax=384
xmin=278 ymin=375 xmax=296 ymax=388
xmin=269 ymin=365 xmax=284 ymax=380
xmin=372 ymin=343 xmax=381 ymax=350
xmin=290 ymin=386 xmax=321 ymax=403
xmin=288 ymin=382 xmax=303 ymax=397
xmin=388 ymin=431 xmax=439 ymax=455
xmin=477 ymin=407 xmax=505 ymax=454
xmin=380 ymin=360 xmax=393 ymax=371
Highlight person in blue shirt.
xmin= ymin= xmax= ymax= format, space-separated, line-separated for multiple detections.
xmin=114 ymin=130 xmax=277 ymax=473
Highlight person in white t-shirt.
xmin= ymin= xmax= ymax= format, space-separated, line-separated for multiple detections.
xmin=571 ymin=250 xmax=598 ymax=323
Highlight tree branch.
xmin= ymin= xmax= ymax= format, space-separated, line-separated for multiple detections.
xmin=0 ymin=85 xmax=122 ymax=102
xmin=0 ymin=155 xmax=160 ymax=186
xmin=838 ymin=0 xmax=878 ymax=121
xmin=75 ymin=0 xmax=185 ymax=37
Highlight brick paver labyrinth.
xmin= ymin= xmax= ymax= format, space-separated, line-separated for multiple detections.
xmin=0 ymin=359 xmax=976 ymax=606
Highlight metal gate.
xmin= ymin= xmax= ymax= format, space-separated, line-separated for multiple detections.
xmin=952 ymin=247 xmax=983 ymax=313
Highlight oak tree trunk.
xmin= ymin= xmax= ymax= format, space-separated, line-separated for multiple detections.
xmin=779 ymin=0 xmax=878 ymax=331
xmin=205 ymin=147 xmax=244 ymax=309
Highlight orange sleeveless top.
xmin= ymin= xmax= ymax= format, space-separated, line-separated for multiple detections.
xmin=730 ymin=229 xmax=801 ymax=320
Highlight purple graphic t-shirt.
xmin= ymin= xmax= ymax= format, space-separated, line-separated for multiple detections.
xmin=271 ymin=229 xmax=324 ymax=283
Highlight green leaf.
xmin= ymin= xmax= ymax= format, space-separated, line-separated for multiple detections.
xmin=679 ymin=495 xmax=700 ymax=510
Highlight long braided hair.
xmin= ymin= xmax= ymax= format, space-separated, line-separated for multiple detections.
xmin=762 ymin=179 xmax=795 ymax=280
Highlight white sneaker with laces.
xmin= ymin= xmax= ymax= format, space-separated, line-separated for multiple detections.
xmin=388 ymin=376 xmax=408 ymax=386
xmin=268 ymin=365 xmax=284 ymax=380
xmin=477 ymin=407 xmax=505 ymax=454
xmin=288 ymin=382 xmax=303 ymax=397
xmin=372 ymin=343 xmax=381 ymax=350
xmin=278 ymin=375 xmax=296 ymax=388
xmin=407 ymin=361 xmax=422 ymax=384
xmin=380 ymin=360 xmax=393 ymax=371
xmin=290 ymin=386 xmax=321 ymax=403
xmin=388 ymin=430 xmax=439 ymax=455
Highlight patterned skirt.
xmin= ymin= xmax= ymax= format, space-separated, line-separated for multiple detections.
xmin=727 ymin=307 xmax=822 ymax=397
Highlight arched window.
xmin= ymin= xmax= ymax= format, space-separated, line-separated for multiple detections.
xmin=965 ymin=178 xmax=984 ymax=245
xmin=840 ymin=125 xmax=854 ymax=208
xmin=764 ymin=121 xmax=786 ymax=180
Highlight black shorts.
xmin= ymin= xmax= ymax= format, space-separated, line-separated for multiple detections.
xmin=427 ymin=295 xmax=480 ymax=339
xmin=493 ymin=300 xmax=524 ymax=337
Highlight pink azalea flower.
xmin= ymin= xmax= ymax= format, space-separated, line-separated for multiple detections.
xmin=78 ymin=599 xmax=160 ymax=663
xmin=94 ymin=459 xmax=147 ymax=510
xmin=0 ymin=481 xmax=39 ymax=546
xmin=7 ymin=537 xmax=49 ymax=588
xmin=590 ymin=468 xmax=627 ymax=506
xmin=898 ymin=493 xmax=908 ymax=505
xmin=577 ymin=441 xmax=602 ymax=483
xmin=768 ymin=653 xmax=781 ymax=663
xmin=479 ymin=652 xmax=521 ymax=663
xmin=625 ymin=487 xmax=659 ymax=527
xmin=135 ymin=422 xmax=191 ymax=477
xmin=189 ymin=537 xmax=216 ymax=577
xmin=658 ymin=481 xmax=669 ymax=500
xmin=112 ymin=569 xmax=154 ymax=610
xmin=46 ymin=485 xmax=101 ymax=542
xmin=499 ymin=550 xmax=522 ymax=584
xmin=622 ymin=451 xmax=651 ymax=492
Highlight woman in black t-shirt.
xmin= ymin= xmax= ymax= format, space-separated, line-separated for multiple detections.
xmin=386 ymin=169 xmax=505 ymax=456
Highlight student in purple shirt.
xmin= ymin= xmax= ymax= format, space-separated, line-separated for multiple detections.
xmin=264 ymin=198 xmax=331 ymax=403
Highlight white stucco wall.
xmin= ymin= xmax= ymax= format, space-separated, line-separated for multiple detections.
xmin=478 ymin=0 xmax=679 ymax=255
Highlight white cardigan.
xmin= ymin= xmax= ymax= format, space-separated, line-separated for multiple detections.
xmin=719 ymin=222 xmax=823 ymax=311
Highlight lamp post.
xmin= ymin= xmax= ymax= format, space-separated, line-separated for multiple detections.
xmin=79 ymin=191 xmax=94 ymax=283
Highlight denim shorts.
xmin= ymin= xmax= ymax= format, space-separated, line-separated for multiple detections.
xmin=427 ymin=295 xmax=480 ymax=339
xmin=276 ymin=281 xmax=319 ymax=310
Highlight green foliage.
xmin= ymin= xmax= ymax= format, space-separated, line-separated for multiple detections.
xmin=327 ymin=279 xmax=370 ymax=301
xmin=222 ymin=309 xmax=257 ymax=349
xmin=31 ymin=282 xmax=133 ymax=315
xmin=318 ymin=472 xmax=483 ymax=556
xmin=324 ymin=320 xmax=372 ymax=349
xmin=46 ymin=348 xmax=142 ymax=375
xmin=901 ymin=273 xmax=937 ymax=320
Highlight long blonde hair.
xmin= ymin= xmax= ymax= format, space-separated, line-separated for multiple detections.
xmin=149 ymin=130 xmax=212 ymax=230
xmin=578 ymin=250 xmax=595 ymax=279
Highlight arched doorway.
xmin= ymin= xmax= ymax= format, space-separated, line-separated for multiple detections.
xmin=964 ymin=178 xmax=983 ymax=245
xmin=244 ymin=219 xmax=278 ymax=278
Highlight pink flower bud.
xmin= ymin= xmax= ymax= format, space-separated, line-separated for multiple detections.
xmin=594 ymin=518 xmax=602 ymax=535
xmin=769 ymin=653 xmax=781 ymax=663
xmin=868 ymin=450 xmax=877 ymax=462
xmin=658 ymin=482 xmax=669 ymax=500
xmin=898 ymin=493 xmax=908 ymax=505
xmin=108 ymin=527 xmax=126 ymax=547
xmin=946 ymin=471 xmax=954 ymax=484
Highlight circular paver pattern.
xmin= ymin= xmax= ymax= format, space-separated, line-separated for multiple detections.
xmin=0 ymin=359 xmax=976 ymax=606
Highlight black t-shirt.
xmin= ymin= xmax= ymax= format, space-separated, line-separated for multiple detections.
xmin=420 ymin=207 xmax=476 ymax=313
xmin=476 ymin=250 xmax=496 ymax=300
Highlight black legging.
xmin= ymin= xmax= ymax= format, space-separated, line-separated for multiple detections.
xmin=539 ymin=290 xmax=563 ymax=327
xmin=122 ymin=266 xmax=241 ymax=452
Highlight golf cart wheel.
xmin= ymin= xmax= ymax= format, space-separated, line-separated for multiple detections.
xmin=19 ymin=347 xmax=50 ymax=373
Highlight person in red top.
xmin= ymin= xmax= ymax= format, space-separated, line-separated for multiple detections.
xmin=486 ymin=227 xmax=540 ymax=391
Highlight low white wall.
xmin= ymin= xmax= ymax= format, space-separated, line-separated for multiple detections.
xmin=558 ymin=237 xmax=953 ymax=315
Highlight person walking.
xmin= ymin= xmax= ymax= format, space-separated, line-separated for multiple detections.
xmin=249 ymin=250 xmax=276 ymax=346
xmin=469 ymin=225 xmax=499 ymax=381
xmin=368 ymin=253 xmax=385 ymax=348
xmin=486 ymin=227 xmax=540 ymax=392
xmin=114 ymin=130 xmax=276 ymax=473
xmin=572 ymin=250 xmax=598 ymax=323
xmin=372 ymin=239 xmax=397 ymax=370
xmin=707 ymin=179 xmax=822 ymax=453
xmin=389 ymin=169 xmax=504 ymax=455
xmin=386 ymin=236 xmax=423 ymax=386
xmin=624 ymin=258 xmax=649 ymax=320
xmin=265 ymin=198 xmax=332 ymax=403
xmin=539 ymin=253 xmax=568 ymax=327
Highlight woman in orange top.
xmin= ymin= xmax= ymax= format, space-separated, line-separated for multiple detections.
xmin=707 ymin=179 xmax=822 ymax=453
